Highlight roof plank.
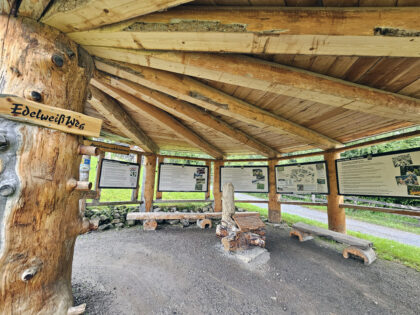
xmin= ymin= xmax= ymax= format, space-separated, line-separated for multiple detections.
xmin=88 ymin=86 xmax=159 ymax=153
xmin=85 ymin=48 xmax=420 ymax=125
xmin=100 ymin=74 xmax=280 ymax=157
xmin=69 ymin=7 xmax=420 ymax=57
xmin=94 ymin=59 xmax=343 ymax=150
xmin=41 ymin=0 xmax=193 ymax=32
xmin=91 ymin=75 xmax=225 ymax=159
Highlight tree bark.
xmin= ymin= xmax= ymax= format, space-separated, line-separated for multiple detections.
xmin=324 ymin=151 xmax=346 ymax=233
xmin=0 ymin=16 xmax=93 ymax=314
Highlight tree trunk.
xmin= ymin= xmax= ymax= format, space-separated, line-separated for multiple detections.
xmin=0 ymin=16 xmax=93 ymax=314
xmin=221 ymin=182 xmax=236 ymax=227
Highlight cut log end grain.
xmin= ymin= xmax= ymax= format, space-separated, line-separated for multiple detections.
xmin=343 ymin=246 xmax=377 ymax=265
xmin=197 ymin=219 xmax=212 ymax=229
xmin=143 ymin=219 xmax=158 ymax=230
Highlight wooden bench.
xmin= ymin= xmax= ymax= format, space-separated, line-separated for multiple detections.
xmin=290 ymin=222 xmax=376 ymax=265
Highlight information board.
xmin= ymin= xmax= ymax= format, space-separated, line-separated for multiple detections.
xmin=99 ymin=159 xmax=140 ymax=189
xmin=158 ymin=163 xmax=209 ymax=192
xmin=275 ymin=161 xmax=329 ymax=194
xmin=220 ymin=166 xmax=269 ymax=193
xmin=336 ymin=148 xmax=420 ymax=198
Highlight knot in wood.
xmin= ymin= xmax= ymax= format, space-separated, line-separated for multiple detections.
xmin=52 ymin=53 xmax=64 ymax=67
xmin=30 ymin=91 xmax=42 ymax=102
xmin=0 ymin=184 xmax=15 ymax=196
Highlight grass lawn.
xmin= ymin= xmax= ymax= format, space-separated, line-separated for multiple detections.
xmin=304 ymin=205 xmax=420 ymax=235
xmin=237 ymin=203 xmax=420 ymax=271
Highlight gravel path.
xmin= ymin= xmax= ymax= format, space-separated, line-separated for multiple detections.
xmin=72 ymin=226 xmax=420 ymax=314
xmin=235 ymin=193 xmax=420 ymax=247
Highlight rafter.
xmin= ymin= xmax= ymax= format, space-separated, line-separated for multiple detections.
xmin=69 ymin=7 xmax=420 ymax=57
xmin=86 ymin=48 xmax=420 ymax=125
xmin=91 ymin=75 xmax=225 ymax=159
xmin=94 ymin=59 xmax=343 ymax=149
xmin=98 ymin=73 xmax=281 ymax=157
xmin=41 ymin=0 xmax=193 ymax=33
xmin=88 ymin=86 xmax=159 ymax=153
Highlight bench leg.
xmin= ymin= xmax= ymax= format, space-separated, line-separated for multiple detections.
xmin=143 ymin=219 xmax=158 ymax=231
xmin=290 ymin=229 xmax=314 ymax=242
xmin=343 ymin=246 xmax=376 ymax=265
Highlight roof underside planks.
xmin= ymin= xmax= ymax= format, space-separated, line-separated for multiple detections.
xmin=2 ymin=0 xmax=419 ymax=157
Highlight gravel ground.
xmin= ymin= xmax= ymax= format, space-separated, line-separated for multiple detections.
xmin=72 ymin=225 xmax=420 ymax=315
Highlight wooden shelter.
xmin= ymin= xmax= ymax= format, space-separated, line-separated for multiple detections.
xmin=0 ymin=0 xmax=419 ymax=313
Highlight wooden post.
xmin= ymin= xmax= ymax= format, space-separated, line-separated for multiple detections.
xmin=205 ymin=160 xmax=211 ymax=200
xmin=131 ymin=152 xmax=142 ymax=202
xmin=0 ymin=17 xmax=93 ymax=314
xmin=155 ymin=156 xmax=163 ymax=200
xmin=268 ymin=159 xmax=281 ymax=223
xmin=213 ymin=160 xmax=224 ymax=212
xmin=143 ymin=154 xmax=157 ymax=212
xmin=325 ymin=151 xmax=346 ymax=233
xmin=93 ymin=152 xmax=105 ymax=201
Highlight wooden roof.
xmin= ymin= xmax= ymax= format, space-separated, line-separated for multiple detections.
xmin=2 ymin=0 xmax=420 ymax=158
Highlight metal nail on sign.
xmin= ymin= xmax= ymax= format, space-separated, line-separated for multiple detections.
xmin=0 ymin=94 xmax=102 ymax=137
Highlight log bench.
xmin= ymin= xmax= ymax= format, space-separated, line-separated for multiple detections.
xmin=290 ymin=222 xmax=376 ymax=265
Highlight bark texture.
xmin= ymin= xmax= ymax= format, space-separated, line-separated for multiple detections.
xmin=0 ymin=16 xmax=92 ymax=314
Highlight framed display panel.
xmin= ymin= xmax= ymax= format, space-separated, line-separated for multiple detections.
xmin=336 ymin=148 xmax=420 ymax=199
xmin=275 ymin=161 xmax=330 ymax=194
xmin=220 ymin=165 xmax=269 ymax=193
xmin=98 ymin=159 xmax=140 ymax=189
xmin=158 ymin=163 xmax=209 ymax=192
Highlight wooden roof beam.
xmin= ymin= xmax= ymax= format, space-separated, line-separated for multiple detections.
xmin=99 ymin=73 xmax=282 ymax=157
xmin=88 ymin=86 xmax=159 ymax=153
xmin=86 ymin=49 xmax=420 ymax=125
xmin=41 ymin=0 xmax=193 ymax=33
xmin=69 ymin=7 xmax=420 ymax=57
xmin=94 ymin=59 xmax=343 ymax=150
xmin=91 ymin=75 xmax=225 ymax=159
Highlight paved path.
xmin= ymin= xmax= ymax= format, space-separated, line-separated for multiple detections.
xmin=235 ymin=193 xmax=420 ymax=247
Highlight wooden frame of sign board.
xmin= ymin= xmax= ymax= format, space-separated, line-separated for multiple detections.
xmin=84 ymin=140 xmax=144 ymax=207
xmin=275 ymin=161 xmax=330 ymax=195
xmin=336 ymin=148 xmax=420 ymax=199
xmin=157 ymin=163 xmax=210 ymax=192
xmin=219 ymin=165 xmax=270 ymax=193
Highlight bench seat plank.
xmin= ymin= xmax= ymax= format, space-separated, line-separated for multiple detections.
xmin=292 ymin=222 xmax=373 ymax=250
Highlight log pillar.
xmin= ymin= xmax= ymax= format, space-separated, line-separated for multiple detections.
xmin=0 ymin=17 xmax=93 ymax=314
xmin=155 ymin=156 xmax=163 ymax=200
xmin=143 ymin=154 xmax=157 ymax=212
xmin=213 ymin=160 xmax=224 ymax=212
xmin=205 ymin=161 xmax=211 ymax=200
xmin=325 ymin=151 xmax=346 ymax=233
xmin=268 ymin=159 xmax=281 ymax=223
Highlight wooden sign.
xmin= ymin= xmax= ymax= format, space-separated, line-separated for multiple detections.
xmin=233 ymin=214 xmax=265 ymax=232
xmin=0 ymin=94 xmax=102 ymax=137
xmin=84 ymin=140 xmax=131 ymax=154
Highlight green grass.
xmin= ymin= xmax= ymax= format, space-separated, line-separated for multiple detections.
xmin=242 ymin=192 xmax=420 ymax=235
xmin=304 ymin=205 xmax=420 ymax=235
xmin=237 ymin=203 xmax=420 ymax=271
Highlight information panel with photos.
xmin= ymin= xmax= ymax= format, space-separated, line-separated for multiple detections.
xmin=275 ymin=161 xmax=329 ymax=194
xmin=158 ymin=163 xmax=209 ymax=192
xmin=220 ymin=166 xmax=269 ymax=193
xmin=336 ymin=149 xmax=420 ymax=198
xmin=98 ymin=159 xmax=140 ymax=189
